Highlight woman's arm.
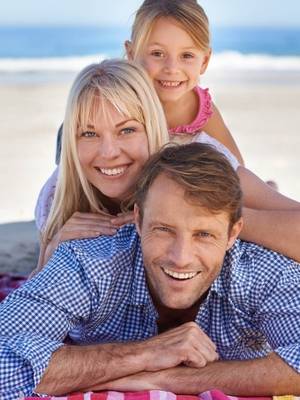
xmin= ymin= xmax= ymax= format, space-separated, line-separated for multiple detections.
xmin=203 ymin=102 xmax=245 ymax=166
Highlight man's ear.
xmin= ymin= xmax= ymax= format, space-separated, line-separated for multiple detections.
xmin=134 ymin=203 xmax=141 ymax=236
xmin=125 ymin=40 xmax=134 ymax=60
xmin=226 ymin=217 xmax=243 ymax=250
xmin=200 ymin=48 xmax=212 ymax=75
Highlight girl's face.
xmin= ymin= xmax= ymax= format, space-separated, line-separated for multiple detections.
xmin=77 ymin=98 xmax=149 ymax=203
xmin=128 ymin=17 xmax=210 ymax=105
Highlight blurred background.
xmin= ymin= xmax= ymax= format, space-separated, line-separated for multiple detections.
xmin=0 ymin=0 xmax=299 ymax=272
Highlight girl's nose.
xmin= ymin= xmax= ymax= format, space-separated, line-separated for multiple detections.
xmin=163 ymin=56 xmax=179 ymax=74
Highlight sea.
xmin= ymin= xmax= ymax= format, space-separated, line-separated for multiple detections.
xmin=0 ymin=25 xmax=300 ymax=83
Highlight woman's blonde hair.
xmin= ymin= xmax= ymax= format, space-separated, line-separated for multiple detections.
xmin=43 ymin=59 xmax=169 ymax=241
xmin=130 ymin=0 xmax=210 ymax=57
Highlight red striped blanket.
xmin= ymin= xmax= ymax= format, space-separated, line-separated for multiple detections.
xmin=0 ymin=273 xmax=26 ymax=301
xmin=23 ymin=389 xmax=272 ymax=400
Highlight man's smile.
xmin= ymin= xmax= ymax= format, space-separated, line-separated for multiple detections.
xmin=161 ymin=266 xmax=200 ymax=281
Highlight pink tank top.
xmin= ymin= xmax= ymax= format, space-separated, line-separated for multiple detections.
xmin=168 ymin=86 xmax=213 ymax=135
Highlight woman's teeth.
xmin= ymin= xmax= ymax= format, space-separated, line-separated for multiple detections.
xmin=98 ymin=167 xmax=126 ymax=176
xmin=162 ymin=267 xmax=199 ymax=280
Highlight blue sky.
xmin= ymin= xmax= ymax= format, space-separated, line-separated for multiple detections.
xmin=0 ymin=0 xmax=300 ymax=27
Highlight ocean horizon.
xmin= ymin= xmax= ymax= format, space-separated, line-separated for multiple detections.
xmin=0 ymin=25 xmax=300 ymax=83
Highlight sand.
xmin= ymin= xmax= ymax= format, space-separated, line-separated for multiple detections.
xmin=0 ymin=70 xmax=300 ymax=275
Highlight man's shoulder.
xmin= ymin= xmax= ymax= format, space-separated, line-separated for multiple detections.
xmin=58 ymin=224 xmax=141 ymax=276
xmin=237 ymin=239 xmax=297 ymax=269
xmin=220 ymin=239 xmax=300 ymax=303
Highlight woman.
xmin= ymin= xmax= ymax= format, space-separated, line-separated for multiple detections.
xmin=36 ymin=59 xmax=169 ymax=269
xmin=35 ymin=58 xmax=300 ymax=274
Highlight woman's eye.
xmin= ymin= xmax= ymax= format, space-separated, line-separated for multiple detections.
xmin=151 ymin=50 xmax=164 ymax=58
xmin=81 ymin=131 xmax=96 ymax=138
xmin=121 ymin=127 xmax=136 ymax=135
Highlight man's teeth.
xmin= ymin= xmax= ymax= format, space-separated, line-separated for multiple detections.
xmin=159 ymin=80 xmax=181 ymax=87
xmin=162 ymin=267 xmax=198 ymax=280
xmin=99 ymin=167 xmax=126 ymax=176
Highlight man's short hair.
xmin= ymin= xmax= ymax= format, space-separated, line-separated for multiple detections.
xmin=134 ymin=142 xmax=242 ymax=228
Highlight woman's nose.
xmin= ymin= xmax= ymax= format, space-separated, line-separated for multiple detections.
xmin=99 ymin=134 xmax=121 ymax=159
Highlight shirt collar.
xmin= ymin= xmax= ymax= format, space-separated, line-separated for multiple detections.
xmin=129 ymin=235 xmax=155 ymax=308
xmin=210 ymin=239 xmax=243 ymax=297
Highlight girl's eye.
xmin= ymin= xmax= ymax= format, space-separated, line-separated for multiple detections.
xmin=81 ymin=131 xmax=96 ymax=138
xmin=151 ymin=50 xmax=164 ymax=58
xmin=121 ymin=127 xmax=136 ymax=135
xmin=182 ymin=53 xmax=194 ymax=59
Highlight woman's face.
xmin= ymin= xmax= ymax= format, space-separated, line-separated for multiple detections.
xmin=77 ymin=98 xmax=149 ymax=203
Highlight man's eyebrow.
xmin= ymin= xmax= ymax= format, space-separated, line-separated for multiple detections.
xmin=149 ymin=220 xmax=173 ymax=228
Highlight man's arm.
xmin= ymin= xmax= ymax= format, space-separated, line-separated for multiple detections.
xmin=36 ymin=322 xmax=218 ymax=395
xmin=91 ymin=352 xmax=300 ymax=395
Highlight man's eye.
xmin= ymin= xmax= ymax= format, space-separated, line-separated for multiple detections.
xmin=197 ymin=232 xmax=211 ymax=239
xmin=81 ymin=131 xmax=96 ymax=137
xmin=121 ymin=127 xmax=135 ymax=135
xmin=154 ymin=226 xmax=170 ymax=233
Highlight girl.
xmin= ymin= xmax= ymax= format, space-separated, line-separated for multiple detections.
xmin=125 ymin=0 xmax=243 ymax=162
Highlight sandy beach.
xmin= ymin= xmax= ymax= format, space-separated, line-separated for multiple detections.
xmin=0 ymin=69 xmax=300 ymax=275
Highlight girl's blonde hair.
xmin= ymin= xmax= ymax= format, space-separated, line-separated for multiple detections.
xmin=43 ymin=59 xmax=169 ymax=241
xmin=130 ymin=0 xmax=210 ymax=57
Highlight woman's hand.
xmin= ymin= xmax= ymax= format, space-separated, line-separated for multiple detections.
xmin=32 ymin=211 xmax=135 ymax=277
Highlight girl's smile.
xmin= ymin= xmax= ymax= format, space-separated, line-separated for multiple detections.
xmin=135 ymin=17 xmax=210 ymax=105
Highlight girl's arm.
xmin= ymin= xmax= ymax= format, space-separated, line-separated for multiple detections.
xmin=238 ymin=166 xmax=300 ymax=261
xmin=241 ymin=207 xmax=300 ymax=262
xmin=203 ymin=102 xmax=245 ymax=166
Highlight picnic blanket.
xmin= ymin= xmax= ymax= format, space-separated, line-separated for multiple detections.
xmin=23 ymin=389 xmax=273 ymax=400
xmin=0 ymin=273 xmax=26 ymax=301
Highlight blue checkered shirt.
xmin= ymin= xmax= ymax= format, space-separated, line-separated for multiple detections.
xmin=1 ymin=224 xmax=300 ymax=399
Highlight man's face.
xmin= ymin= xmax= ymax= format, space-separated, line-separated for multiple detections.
xmin=135 ymin=173 xmax=242 ymax=311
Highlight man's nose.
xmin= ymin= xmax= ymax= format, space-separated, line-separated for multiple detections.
xmin=166 ymin=235 xmax=195 ymax=268
xmin=99 ymin=135 xmax=121 ymax=159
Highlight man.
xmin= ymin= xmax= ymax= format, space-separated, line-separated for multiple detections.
xmin=1 ymin=143 xmax=300 ymax=399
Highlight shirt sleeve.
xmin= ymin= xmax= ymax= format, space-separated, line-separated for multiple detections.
xmin=34 ymin=167 xmax=59 ymax=232
xmin=254 ymin=258 xmax=300 ymax=372
xmin=192 ymin=132 xmax=240 ymax=171
xmin=0 ymin=242 xmax=94 ymax=398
